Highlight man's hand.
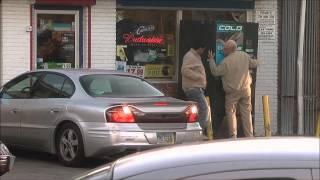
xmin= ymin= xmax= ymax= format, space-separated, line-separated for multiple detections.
xmin=208 ymin=50 xmax=215 ymax=60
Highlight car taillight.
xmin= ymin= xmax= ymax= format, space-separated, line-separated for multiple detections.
xmin=106 ymin=106 xmax=135 ymax=123
xmin=185 ymin=104 xmax=198 ymax=123
xmin=153 ymin=102 xmax=169 ymax=106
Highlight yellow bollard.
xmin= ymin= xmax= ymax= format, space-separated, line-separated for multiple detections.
xmin=316 ymin=112 xmax=320 ymax=137
xmin=262 ymin=95 xmax=272 ymax=136
xmin=205 ymin=96 xmax=214 ymax=140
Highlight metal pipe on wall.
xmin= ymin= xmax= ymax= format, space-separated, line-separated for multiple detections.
xmin=297 ymin=0 xmax=306 ymax=135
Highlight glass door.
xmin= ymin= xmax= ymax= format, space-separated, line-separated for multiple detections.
xmin=35 ymin=10 xmax=79 ymax=69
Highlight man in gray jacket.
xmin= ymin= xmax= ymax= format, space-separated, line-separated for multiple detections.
xmin=181 ymin=42 xmax=209 ymax=135
xmin=208 ymin=40 xmax=259 ymax=138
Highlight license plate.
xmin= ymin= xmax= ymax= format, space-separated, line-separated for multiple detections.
xmin=157 ymin=132 xmax=175 ymax=144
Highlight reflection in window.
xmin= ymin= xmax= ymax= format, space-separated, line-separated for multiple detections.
xmin=61 ymin=79 xmax=75 ymax=98
xmin=1 ymin=75 xmax=40 ymax=99
xmin=80 ymin=75 xmax=164 ymax=98
xmin=32 ymin=74 xmax=66 ymax=98
xmin=37 ymin=14 xmax=75 ymax=69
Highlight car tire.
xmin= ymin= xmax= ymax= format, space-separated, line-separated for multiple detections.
xmin=55 ymin=123 xmax=84 ymax=167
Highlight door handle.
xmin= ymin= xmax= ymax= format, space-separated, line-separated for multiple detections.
xmin=10 ymin=109 xmax=21 ymax=114
xmin=50 ymin=108 xmax=63 ymax=113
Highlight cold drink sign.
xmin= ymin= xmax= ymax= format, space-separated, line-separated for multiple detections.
xmin=215 ymin=22 xmax=244 ymax=64
xmin=218 ymin=24 xmax=243 ymax=32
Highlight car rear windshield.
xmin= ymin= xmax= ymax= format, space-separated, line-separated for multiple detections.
xmin=80 ymin=74 xmax=164 ymax=98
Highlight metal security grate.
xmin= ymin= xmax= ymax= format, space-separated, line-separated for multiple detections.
xmin=280 ymin=0 xmax=300 ymax=135
xmin=280 ymin=0 xmax=320 ymax=135
xmin=303 ymin=0 xmax=319 ymax=135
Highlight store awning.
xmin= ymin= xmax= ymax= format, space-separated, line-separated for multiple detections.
xmin=117 ymin=0 xmax=254 ymax=10
xmin=35 ymin=0 xmax=96 ymax=6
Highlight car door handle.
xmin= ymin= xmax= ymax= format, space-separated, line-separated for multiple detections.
xmin=10 ymin=109 xmax=21 ymax=114
xmin=50 ymin=108 xmax=63 ymax=113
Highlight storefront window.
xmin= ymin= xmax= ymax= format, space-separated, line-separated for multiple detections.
xmin=116 ymin=10 xmax=177 ymax=81
xmin=183 ymin=10 xmax=247 ymax=64
xmin=37 ymin=14 xmax=76 ymax=69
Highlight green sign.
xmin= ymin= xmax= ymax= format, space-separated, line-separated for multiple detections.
xmin=43 ymin=63 xmax=72 ymax=69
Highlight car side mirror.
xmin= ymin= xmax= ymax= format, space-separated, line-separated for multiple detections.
xmin=0 ymin=143 xmax=15 ymax=176
xmin=0 ymin=155 xmax=15 ymax=176
xmin=0 ymin=156 xmax=10 ymax=176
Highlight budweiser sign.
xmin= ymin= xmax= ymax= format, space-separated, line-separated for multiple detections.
xmin=123 ymin=33 xmax=164 ymax=45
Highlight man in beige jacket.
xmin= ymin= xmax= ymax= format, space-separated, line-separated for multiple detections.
xmin=207 ymin=40 xmax=259 ymax=138
xmin=181 ymin=42 xmax=209 ymax=134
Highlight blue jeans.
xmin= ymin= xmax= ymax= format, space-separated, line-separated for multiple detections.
xmin=184 ymin=87 xmax=209 ymax=129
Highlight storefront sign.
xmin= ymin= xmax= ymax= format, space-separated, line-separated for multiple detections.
xmin=126 ymin=65 xmax=145 ymax=78
xmin=215 ymin=22 xmax=244 ymax=64
xmin=135 ymin=25 xmax=155 ymax=35
xmin=217 ymin=24 xmax=243 ymax=32
xmin=36 ymin=0 xmax=96 ymax=6
xmin=144 ymin=64 xmax=173 ymax=79
xmin=123 ymin=34 xmax=164 ymax=45
xmin=256 ymin=10 xmax=276 ymax=41
xmin=116 ymin=13 xmax=176 ymax=81
xmin=117 ymin=0 xmax=255 ymax=10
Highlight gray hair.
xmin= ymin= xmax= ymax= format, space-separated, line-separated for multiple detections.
xmin=225 ymin=40 xmax=237 ymax=51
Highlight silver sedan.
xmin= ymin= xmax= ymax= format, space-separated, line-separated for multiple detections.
xmin=0 ymin=69 xmax=203 ymax=166
xmin=75 ymin=137 xmax=320 ymax=180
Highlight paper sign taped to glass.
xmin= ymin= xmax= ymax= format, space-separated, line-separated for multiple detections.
xmin=126 ymin=65 xmax=145 ymax=78
xmin=144 ymin=64 xmax=174 ymax=79
xmin=116 ymin=45 xmax=128 ymax=61
xmin=115 ymin=61 xmax=126 ymax=72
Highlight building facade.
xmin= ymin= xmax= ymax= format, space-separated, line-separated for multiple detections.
xmin=0 ymin=0 xmax=318 ymax=136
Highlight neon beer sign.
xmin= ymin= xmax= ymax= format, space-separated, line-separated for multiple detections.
xmin=135 ymin=25 xmax=155 ymax=35
xmin=123 ymin=33 xmax=164 ymax=45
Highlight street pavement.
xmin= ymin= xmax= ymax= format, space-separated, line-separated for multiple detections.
xmin=1 ymin=148 xmax=112 ymax=180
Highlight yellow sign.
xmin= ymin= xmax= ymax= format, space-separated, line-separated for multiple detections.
xmin=116 ymin=45 xmax=128 ymax=61
xmin=144 ymin=64 xmax=174 ymax=79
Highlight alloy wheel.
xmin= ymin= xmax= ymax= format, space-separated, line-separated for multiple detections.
xmin=59 ymin=129 xmax=79 ymax=162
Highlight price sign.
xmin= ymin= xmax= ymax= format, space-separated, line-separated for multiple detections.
xmin=126 ymin=65 xmax=145 ymax=78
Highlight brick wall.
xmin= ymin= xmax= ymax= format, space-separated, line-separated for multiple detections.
xmin=91 ymin=0 xmax=116 ymax=69
xmin=249 ymin=0 xmax=279 ymax=136
xmin=1 ymin=0 xmax=30 ymax=85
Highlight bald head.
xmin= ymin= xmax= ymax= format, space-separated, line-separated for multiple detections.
xmin=223 ymin=40 xmax=237 ymax=56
